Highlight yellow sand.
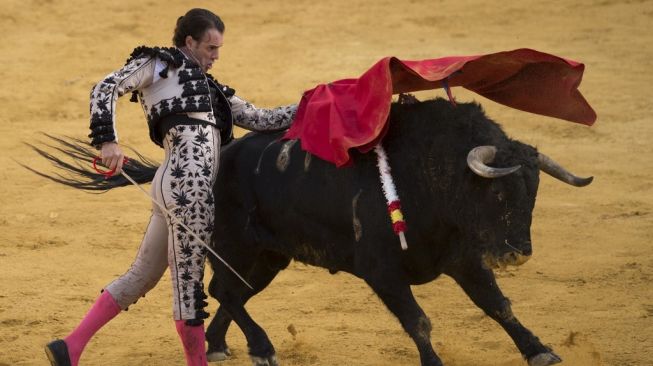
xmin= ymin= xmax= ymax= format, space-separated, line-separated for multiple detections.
xmin=1 ymin=0 xmax=651 ymax=365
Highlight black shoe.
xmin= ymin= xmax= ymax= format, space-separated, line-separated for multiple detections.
xmin=45 ymin=339 xmax=72 ymax=366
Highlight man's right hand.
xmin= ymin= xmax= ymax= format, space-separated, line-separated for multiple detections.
xmin=100 ymin=141 xmax=125 ymax=175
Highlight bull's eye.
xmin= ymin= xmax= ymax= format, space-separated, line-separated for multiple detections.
xmin=479 ymin=230 xmax=491 ymax=242
xmin=490 ymin=187 xmax=504 ymax=201
xmin=496 ymin=191 xmax=505 ymax=201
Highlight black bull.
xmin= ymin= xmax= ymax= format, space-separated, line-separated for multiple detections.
xmin=33 ymin=98 xmax=592 ymax=366
xmin=204 ymin=98 xmax=591 ymax=366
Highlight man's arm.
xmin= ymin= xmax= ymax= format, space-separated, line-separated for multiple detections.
xmin=229 ymin=94 xmax=297 ymax=132
xmin=88 ymin=55 xmax=157 ymax=174
xmin=88 ymin=55 xmax=157 ymax=147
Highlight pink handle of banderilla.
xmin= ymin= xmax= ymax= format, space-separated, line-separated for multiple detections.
xmin=92 ymin=156 xmax=129 ymax=179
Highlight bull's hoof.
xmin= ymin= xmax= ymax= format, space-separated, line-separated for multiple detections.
xmin=251 ymin=354 xmax=279 ymax=366
xmin=207 ymin=346 xmax=231 ymax=362
xmin=528 ymin=352 xmax=562 ymax=366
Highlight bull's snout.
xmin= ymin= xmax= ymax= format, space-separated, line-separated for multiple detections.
xmin=501 ymin=251 xmax=531 ymax=266
xmin=483 ymin=242 xmax=533 ymax=269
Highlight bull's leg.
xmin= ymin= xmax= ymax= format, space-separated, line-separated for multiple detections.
xmin=213 ymin=291 xmax=278 ymax=366
xmin=447 ymin=263 xmax=561 ymax=366
xmin=206 ymin=255 xmax=286 ymax=362
xmin=208 ymin=251 xmax=289 ymax=365
xmin=367 ymin=281 xmax=443 ymax=366
xmin=205 ymin=305 xmax=232 ymax=361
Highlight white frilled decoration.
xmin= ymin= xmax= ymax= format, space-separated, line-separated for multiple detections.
xmin=374 ymin=144 xmax=408 ymax=250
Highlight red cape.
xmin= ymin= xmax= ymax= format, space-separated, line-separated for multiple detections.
xmin=283 ymin=48 xmax=596 ymax=167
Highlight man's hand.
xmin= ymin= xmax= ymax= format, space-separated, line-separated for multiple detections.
xmin=100 ymin=141 xmax=125 ymax=175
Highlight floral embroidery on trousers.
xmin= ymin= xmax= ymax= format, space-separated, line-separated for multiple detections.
xmin=162 ymin=124 xmax=219 ymax=320
xmin=105 ymin=123 xmax=219 ymax=321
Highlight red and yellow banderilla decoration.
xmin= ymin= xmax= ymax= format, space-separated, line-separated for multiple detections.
xmin=374 ymin=144 xmax=408 ymax=250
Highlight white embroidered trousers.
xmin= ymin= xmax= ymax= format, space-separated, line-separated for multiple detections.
xmin=105 ymin=124 xmax=220 ymax=320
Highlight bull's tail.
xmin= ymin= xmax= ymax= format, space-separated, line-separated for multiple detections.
xmin=22 ymin=134 xmax=158 ymax=192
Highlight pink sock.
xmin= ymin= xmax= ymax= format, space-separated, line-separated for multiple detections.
xmin=64 ymin=290 xmax=122 ymax=366
xmin=175 ymin=320 xmax=208 ymax=366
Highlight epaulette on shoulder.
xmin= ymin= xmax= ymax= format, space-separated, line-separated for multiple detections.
xmin=126 ymin=46 xmax=186 ymax=103
xmin=125 ymin=46 xmax=185 ymax=70
xmin=206 ymin=73 xmax=236 ymax=97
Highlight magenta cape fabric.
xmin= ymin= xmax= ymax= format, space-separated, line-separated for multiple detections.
xmin=283 ymin=48 xmax=597 ymax=167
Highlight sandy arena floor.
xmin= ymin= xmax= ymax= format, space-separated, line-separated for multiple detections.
xmin=1 ymin=0 xmax=651 ymax=365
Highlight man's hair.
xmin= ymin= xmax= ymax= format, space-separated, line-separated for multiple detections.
xmin=173 ymin=8 xmax=225 ymax=47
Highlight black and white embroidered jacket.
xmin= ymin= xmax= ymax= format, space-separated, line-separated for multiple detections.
xmin=89 ymin=46 xmax=297 ymax=147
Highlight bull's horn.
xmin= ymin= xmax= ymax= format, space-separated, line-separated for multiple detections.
xmin=467 ymin=146 xmax=521 ymax=178
xmin=537 ymin=153 xmax=593 ymax=187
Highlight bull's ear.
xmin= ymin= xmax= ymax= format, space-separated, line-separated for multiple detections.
xmin=537 ymin=153 xmax=593 ymax=187
xmin=467 ymin=146 xmax=521 ymax=178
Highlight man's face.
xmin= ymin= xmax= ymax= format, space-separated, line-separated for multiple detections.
xmin=187 ymin=28 xmax=223 ymax=72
